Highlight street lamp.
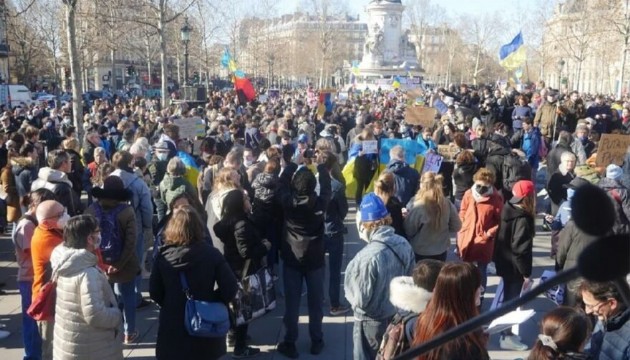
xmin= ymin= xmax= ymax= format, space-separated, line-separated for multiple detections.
xmin=180 ymin=16 xmax=192 ymax=86
xmin=556 ymin=58 xmax=565 ymax=90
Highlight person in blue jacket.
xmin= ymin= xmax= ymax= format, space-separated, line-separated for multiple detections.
xmin=416 ymin=126 xmax=437 ymax=157
xmin=520 ymin=118 xmax=541 ymax=180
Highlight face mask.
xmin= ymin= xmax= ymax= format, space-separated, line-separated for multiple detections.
xmin=57 ymin=212 xmax=70 ymax=229
xmin=63 ymin=118 xmax=72 ymax=124
xmin=156 ymin=152 xmax=168 ymax=161
xmin=244 ymin=159 xmax=253 ymax=167
xmin=475 ymin=184 xmax=490 ymax=194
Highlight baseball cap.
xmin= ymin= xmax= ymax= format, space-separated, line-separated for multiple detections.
xmin=297 ymin=134 xmax=308 ymax=143
xmin=153 ymin=141 xmax=169 ymax=150
xmin=360 ymin=193 xmax=389 ymax=222
xmin=509 ymin=180 xmax=535 ymax=204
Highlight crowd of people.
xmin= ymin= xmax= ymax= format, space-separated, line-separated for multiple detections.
xmin=0 ymin=81 xmax=628 ymax=360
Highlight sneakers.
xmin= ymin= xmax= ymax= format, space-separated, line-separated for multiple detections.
xmin=310 ymin=340 xmax=324 ymax=355
xmin=232 ymin=346 xmax=261 ymax=358
xmin=277 ymin=342 xmax=299 ymax=359
xmin=124 ymin=331 xmax=139 ymax=345
xmin=330 ymin=305 xmax=351 ymax=316
xmin=500 ymin=334 xmax=528 ymax=351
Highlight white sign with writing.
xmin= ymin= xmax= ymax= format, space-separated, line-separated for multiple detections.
xmin=362 ymin=140 xmax=378 ymax=154
xmin=174 ymin=116 xmax=205 ymax=139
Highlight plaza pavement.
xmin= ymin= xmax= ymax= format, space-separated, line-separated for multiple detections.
xmin=0 ymin=170 xmax=557 ymax=359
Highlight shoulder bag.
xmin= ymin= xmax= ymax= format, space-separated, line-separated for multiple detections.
xmin=179 ymin=272 xmax=230 ymax=338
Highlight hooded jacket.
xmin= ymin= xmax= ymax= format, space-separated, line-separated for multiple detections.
xmin=389 ymin=276 xmax=433 ymax=343
xmin=453 ymin=162 xmax=478 ymax=201
xmin=149 ymin=241 xmax=238 ymax=360
xmin=386 ymin=160 xmax=420 ymax=206
xmin=159 ymin=173 xmax=197 ymax=206
xmin=597 ymin=177 xmax=630 ymax=234
xmin=484 ymin=143 xmax=511 ymax=192
xmin=11 ymin=156 xmax=37 ymax=200
xmin=556 ymin=220 xmax=598 ymax=272
xmin=588 ymin=308 xmax=630 ymax=360
xmin=213 ymin=213 xmax=268 ymax=278
xmin=404 ymin=199 xmax=461 ymax=256
xmin=344 ymin=226 xmax=415 ymax=321
xmin=457 ymin=188 xmax=503 ymax=263
xmin=205 ymin=188 xmax=235 ymax=254
xmin=51 ymin=245 xmax=123 ymax=360
xmin=494 ymin=202 xmax=535 ymax=281
xmin=111 ymin=169 xmax=153 ymax=241
xmin=31 ymin=167 xmax=81 ymax=216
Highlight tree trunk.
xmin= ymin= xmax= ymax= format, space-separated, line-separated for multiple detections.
xmin=473 ymin=48 xmax=481 ymax=86
xmin=64 ymin=0 xmax=84 ymax=141
xmin=159 ymin=1 xmax=168 ymax=107
xmin=619 ymin=36 xmax=628 ymax=98
xmin=111 ymin=48 xmax=116 ymax=91
xmin=576 ymin=60 xmax=582 ymax=92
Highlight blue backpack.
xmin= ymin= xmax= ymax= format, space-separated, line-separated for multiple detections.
xmin=94 ymin=203 xmax=128 ymax=265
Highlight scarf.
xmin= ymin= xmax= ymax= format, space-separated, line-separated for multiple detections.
xmin=472 ymin=184 xmax=493 ymax=202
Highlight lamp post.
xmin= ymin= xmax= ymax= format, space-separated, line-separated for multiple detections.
xmin=556 ymin=58 xmax=565 ymax=90
xmin=180 ymin=16 xmax=191 ymax=86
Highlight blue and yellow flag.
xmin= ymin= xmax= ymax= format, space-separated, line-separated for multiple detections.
xmin=392 ymin=75 xmax=401 ymax=89
xmin=499 ymin=32 xmax=526 ymax=70
xmin=351 ymin=60 xmax=360 ymax=76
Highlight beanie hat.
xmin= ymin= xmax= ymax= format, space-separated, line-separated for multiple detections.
xmin=92 ymin=175 xmax=132 ymax=201
xmin=360 ymin=193 xmax=389 ymax=222
xmin=606 ymin=164 xmax=623 ymax=181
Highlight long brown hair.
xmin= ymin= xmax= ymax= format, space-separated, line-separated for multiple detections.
xmin=413 ymin=172 xmax=446 ymax=230
xmin=528 ymin=307 xmax=591 ymax=360
xmin=164 ymin=205 xmax=204 ymax=246
xmin=375 ymin=172 xmax=395 ymax=204
xmin=412 ymin=262 xmax=486 ymax=360
xmin=517 ymin=193 xmax=536 ymax=217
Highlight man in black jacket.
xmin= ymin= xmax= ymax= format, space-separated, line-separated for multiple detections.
xmin=276 ymin=154 xmax=331 ymax=358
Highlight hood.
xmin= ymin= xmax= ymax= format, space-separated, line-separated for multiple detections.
xmin=487 ymin=143 xmax=510 ymax=156
xmin=210 ymin=188 xmax=233 ymax=218
xmin=162 ymin=174 xmax=188 ymax=192
xmin=597 ymin=177 xmax=621 ymax=190
xmin=389 ymin=276 xmax=432 ymax=313
xmin=159 ymin=241 xmax=208 ymax=270
xmin=51 ymin=245 xmax=98 ymax=277
xmin=386 ymin=160 xmax=408 ymax=174
xmin=11 ymin=156 xmax=34 ymax=168
xmin=502 ymin=201 xmax=529 ymax=221
xmin=457 ymin=162 xmax=477 ymax=173
xmin=111 ymin=168 xmax=141 ymax=188
xmin=37 ymin=167 xmax=72 ymax=186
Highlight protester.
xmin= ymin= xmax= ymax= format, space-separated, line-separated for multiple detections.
xmin=404 ymin=172 xmax=461 ymax=262
xmin=385 ymin=145 xmax=420 ymax=206
xmin=206 ymin=167 xmax=241 ymax=253
xmin=150 ymin=205 xmax=238 ymax=360
xmin=494 ymin=180 xmax=536 ymax=351
xmin=547 ymin=151 xmax=577 ymax=216
xmin=598 ymin=164 xmax=630 ymax=234
xmin=349 ymin=127 xmax=378 ymax=205
xmin=357 ymin=172 xmax=406 ymax=239
xmin=345 ymin=193 xmax=415 ymax=360
xmin=86 ymin=176 xmax=140 ymax=344
xmin=527 ymin=307 xmax=592 ymax=360
xmin=31 ymin=149 xmax=81 ymax=216
xmin=411 ymin=262 xmax=489 ymax=360
xmin=50 ymin=215 xmax=123 ymax=360
xmin=159 ymin=157 xmax=197 ymax=216
xmin=452 ymin=150 xmax=478 ymax=210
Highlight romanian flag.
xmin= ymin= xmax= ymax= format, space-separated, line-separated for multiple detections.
xmin=317 ymin=91 xmax=333 ymax=116
xmin=392 ymin=76 xmax=401 ymax=89
xmin=499 ymin=32 xmax=526 ymax=70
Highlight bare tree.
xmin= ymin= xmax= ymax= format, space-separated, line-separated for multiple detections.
xmin=405 ymin=0 xmax=445 ymax=70
xmin=459 ymin=12 xmax=504 ymax=86
xmin=608 ymin=0 xmax=630 ymax=97
xmin=62 ymin=0 xmax=84 ymax=138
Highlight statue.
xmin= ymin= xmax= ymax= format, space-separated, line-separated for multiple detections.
xmin=364 ymin=23 xmax=384 ymax=56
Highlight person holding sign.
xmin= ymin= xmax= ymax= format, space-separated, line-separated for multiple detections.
xmin=348 ymin=128 xmax=378 ymax=205
xmin=416 ymin=127 xmax=437 ymax=157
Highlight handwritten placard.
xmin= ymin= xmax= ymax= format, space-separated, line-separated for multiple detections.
xmin=596 ymin=134 xmax=630 ymax=167
xmin=362 ymin=140 xmax=378 ymax=154
xmin=405 ymin=106 xmax=436 ymax=128
xmin=174 ymin=116 xmax=206 ymax=139
xmin=437 ymin=144 xmax=459 ymax=161
xmin=422 ymin=152 xmax=443 ymax=174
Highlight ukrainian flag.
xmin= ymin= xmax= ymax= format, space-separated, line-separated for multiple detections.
xmin=392 ymin=75 xmax=401 ymax=89
xmin=499 ymin=32 xmax=526 ymax=70
xmin=351 ymin=60 xmax=360 ymax=76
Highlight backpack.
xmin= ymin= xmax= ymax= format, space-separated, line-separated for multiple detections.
xmin=502 ymin=152 xmax=532 ymax=191
xmin=94 ymin=202 xmax=128 ymax=265
xmin=376 ymin=313 xmax=418 ymax=360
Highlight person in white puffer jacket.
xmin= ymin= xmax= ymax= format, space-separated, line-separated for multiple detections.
xmin=50 ymin=214 xmax=123 ymax=360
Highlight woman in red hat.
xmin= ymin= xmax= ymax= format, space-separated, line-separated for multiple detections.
xmin=493 ymin=179 xmax=536 ymax=351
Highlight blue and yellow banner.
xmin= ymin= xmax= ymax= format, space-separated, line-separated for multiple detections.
xmin=499 ymin=32 xmax=526 ymax=70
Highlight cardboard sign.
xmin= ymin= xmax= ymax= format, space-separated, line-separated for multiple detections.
xmin=174 ymin=116 xmax=206 ymax=139
xmin=437 ymin=144 xmax=459 ymax=161
xmin=596 ymin=134 xmax=630 ymax=167
xmin=405 ymin=106 xmax=436 ymax=128
xmin=362 ymin=140 xmax=378 ymax=154
xmin=338 ymin=92 xmax=348 ymax=104
xmin=422 ymin=152 xmax=443 ymax=174
xmin=258 ymin=94 xmax=268 ymax=103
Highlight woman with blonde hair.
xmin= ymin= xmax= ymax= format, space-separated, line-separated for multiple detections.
xmin=404 ymin=172 xmax=461 ymax=262
xmin=205 ymin=167 xmax=242 ymax=253
xmin=356 ymin=172 xmax=406 ymax=241
xmin=348 ymin=126 xmax=377 ymax=204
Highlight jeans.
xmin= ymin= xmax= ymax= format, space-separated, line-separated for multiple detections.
xmin=36 ymin=320 xmax=53 ymax=360
xmin=282 ymin=264 xmax=324 ymax=344
xmin=19 ymin=281 xmax=41 ymax=360
xmin=415 ymin=251 xmax=447 ymax=262
xmin=354 ymin=169 xmax=375 ymax=205
xmin=474 ymin=262 xmax=488 ymax=299
xmin=500 ymin=278 xmax=524 ymax=336
xmin=352 ymin=319 xmax=388 ymax=360
xmin=114 ymin=280 xmax=136 ymax=335
xmin=324 ymin=233 xmax=344 ymax=308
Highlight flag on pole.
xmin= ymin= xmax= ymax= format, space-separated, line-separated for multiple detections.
xmin=499 ymin=32 xmax=526 ymax=70
xmin=351 ymin=60 xmax=361 ymax=76
xmin=392 ymin=75 xmax=401 ymax=89
xmin=317 ymin=91 xmax=333 ymax=116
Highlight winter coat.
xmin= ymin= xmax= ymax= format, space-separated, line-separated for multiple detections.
xmin=404 ymin=199 xmax=461 ymax=256
xmin=485 ymin=144 xmax=512 ymax=192
xmin=546 ymin=142 xmax=573 ymax=177
xmin=597 ymin=177 xmax=630 ymax=234
xmin=453 ymin=163 xmax=478 ymax=201
xmin=85 ymin=199 xmax=139 ymax=284
xmin=344 ymin=226 xmax=415 ymax=321
xmin=324 ymin=177 xmax=348 ymax=236
xmin=147 ymin=159 xmax=168 ymax=186
xmin=66 ymin=149 xmax=85 ymax=195
xmin=416 ymin=136 xmax=437 ymax=157
xmin=11 ymin=156 xmax=37 ymax=202
xmin=205 ymin=188 xmax=236 ymax=254
xmin=494 ymin=202 xmax=535 ymax=281
xmin=511 ymin=105 xmax=533 ymax=122
xmin=213 ymin=214 xmax=268 ymax=279
xmin=31 ymin=167 xmax=81 ymax=216
xmin=471 ymin=137 xmax=492 ymax=165
xmin=547 ymin=171 xmax=575 ymax=209
xmin=521 ymin=128 xmax=541 ymax=170
xmin=588 ymin=308 xmax=630 ymax=360
xmin=534 ymin=102 xmax=557 ymax=138
xmin=457 ymin=189 xmax=503 ymax=263
xmin=51 ymin=245 xmax=123 ymax=360
xmin=1 ymin=165 xmax=21 ymax=222
xmin=159 ymin=173 xmax=197 ymax=206
xmin=111 ymin=169 xmax=153 ymax=247
xmin=278 ymin=164 xmax=331 ymax=271
xmin=252 ymin=172 xmax=277 ymax=204
xmin=389 ymin=276 xmax=433 ymax=344
xmin=556 ymin=220 xmax=598 ymax=271
xmin=386 ymin=160 xmax=420 ymax=206
xmin=149 ymin=241 xmax=238 ymax=360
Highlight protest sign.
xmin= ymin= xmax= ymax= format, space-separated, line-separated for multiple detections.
xmin=258 ymin=94 xmax=268 ymax=103
xmin=405 ymin=106 xmax=436 ymax=128
xmin=379 ymin=139 xmax=422 ymax=165
xmin=422 ymin=152 xmax=443 ymax=174
xmin=174 ymin=117 xmax=206 ymax=139
xmin=437 ymin=144 xmax=459 ymax=161
xmin=338 ymin=92 xmax=348 ymax=104
xmin=596 ymin=134 xmax=630 ymax=167
xmin=362 ymin=140 xmax=378 ymax=154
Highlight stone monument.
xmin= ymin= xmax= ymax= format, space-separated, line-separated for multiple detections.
xmin=358 ymin=0 xmax=418 ymax=77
